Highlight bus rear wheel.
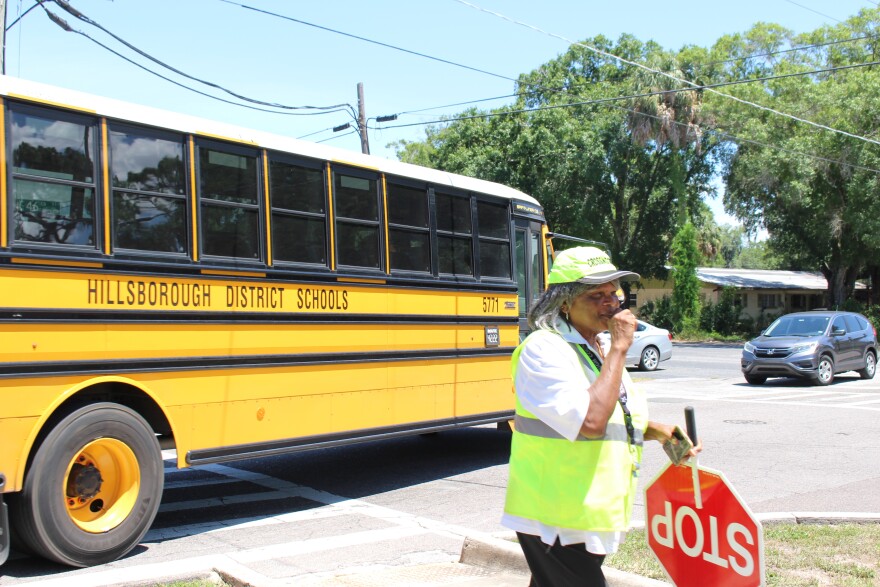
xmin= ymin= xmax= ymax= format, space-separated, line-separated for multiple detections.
xmin=9 ymin=403 xmax=163 ymax=567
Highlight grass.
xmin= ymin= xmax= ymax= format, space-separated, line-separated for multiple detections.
xmin=606 ymin=523 xmax=880 ymax=586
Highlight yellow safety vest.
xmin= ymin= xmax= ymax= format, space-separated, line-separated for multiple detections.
xmin=504 ymin=329 xmax=648 ymax=532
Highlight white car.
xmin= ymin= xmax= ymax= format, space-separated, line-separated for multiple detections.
xmin=629 ymin=320 xmax=673 ymax=370
xmin=601 ymin=320 xmax=673 ymax=371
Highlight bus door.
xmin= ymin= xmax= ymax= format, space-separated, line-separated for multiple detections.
xmin=514 ymin=218 xmax=545 ymax=340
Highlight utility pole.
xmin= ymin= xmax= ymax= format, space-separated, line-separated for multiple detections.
xmin=0 ymin=0 xmax=7 ymax=75
xmin=357 ymin=82 xmax=370 ymax=155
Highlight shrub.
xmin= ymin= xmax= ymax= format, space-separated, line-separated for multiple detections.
xmin=700 ymin=287 xmax=747 ymax=336
xmin=637 ymin=295 xmax=674 ymax=331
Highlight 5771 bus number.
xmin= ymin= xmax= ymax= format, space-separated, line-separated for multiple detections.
xmin=482 ymin=296 xmax=499 ymax=313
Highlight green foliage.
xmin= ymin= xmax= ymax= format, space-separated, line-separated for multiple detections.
xmin=636 ymin=295 xmax=674 ymax=331
xmin=700 ymin=286 xmax=747 ymax=335
xmin=714 ymin=9 xmax=880 ymax=306
xmin=670 ymin=222 xmax=702 ymax=332
xmin=703 ymin=225 xmax=784 ymax=270
xmin=395 ymin=34 xmax=718 ymax=282
xmin=639 ymin=290 xmax=777 ymax=339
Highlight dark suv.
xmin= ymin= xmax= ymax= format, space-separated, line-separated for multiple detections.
xmin=741 ymin=310 xmax=877 ymax=386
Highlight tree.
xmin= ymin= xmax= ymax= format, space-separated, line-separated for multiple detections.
xmin=394 ymin=35 xmax=718 ymax=284
xmin=670 ymin=221 xmax=702 ymax=332
xmin=712 ymin=12 xmax=880 ymax=307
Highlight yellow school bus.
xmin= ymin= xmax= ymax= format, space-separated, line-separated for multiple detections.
xmin=0 ymin=76 xmax=550 ymax=567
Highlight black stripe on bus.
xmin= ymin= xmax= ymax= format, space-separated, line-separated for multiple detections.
xmin=185 ymin=411 xmax=514 ymax=466
xmin=0 ymin=347 xmax=517 ymax=378
xmin=0 ymin=310 xmax=519 ymax=325
xmin=0 ymin=255 xmax=519 ymax=294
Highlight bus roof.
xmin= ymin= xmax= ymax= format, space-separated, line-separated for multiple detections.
xmin=0 ymin=75 xmax=540 ymax=207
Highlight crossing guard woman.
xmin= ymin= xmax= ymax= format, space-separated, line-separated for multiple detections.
xmin=502 ymin=246 xmax=698 ymax=587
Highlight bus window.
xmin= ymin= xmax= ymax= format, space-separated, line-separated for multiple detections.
xmin=109 ymin=125 xmax=187 ymax=254
xmin=529 ymin=231 xmax=542 ymax=305
xmin=198 ymin=142 xmax=261 ymax=260
xmin=333 ymin=169 xmax=381 ymax=269
xmin=515 ymin=223 xmax=544 ymax=338
xmin=436 ymin=191 xmax=473 ymax=276
xmin=387 ymin=182 xmax=430 ymax=273
xmin=9 ymin=106 xmax=97 ymax=247
xmin=269 ymin=158 xmax=327 ymax=265
xmin=477 ymin=200 xmax=511 ymax=279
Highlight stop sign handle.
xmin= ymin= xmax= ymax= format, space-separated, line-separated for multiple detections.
xmin=685 ymin=406 xmax=698 ymax=446
xmin=685 ymin=406 xmax=702 ymax=509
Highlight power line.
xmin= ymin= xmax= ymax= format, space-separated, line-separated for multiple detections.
xmin=782 ymin=0 xmax=844 ymax=24
xmin=373 ymin=92 xmax=880 ymax=179
xmin=452 ymin=0 xmax=880 ymax=148
xmin=386 ymin=32 xmax=880 ymax=121
xmin=371 ymin=60 xmax=880 ymax=175
xmin=316 ymin=129 xmax=357 ymax=144
xmin=396 ymin=93 xmax=521 ymax=116
xmin=375 ymin=58 xmax=880 ymax=129
xmin=603 ymin=103 xmax=880 ymax=176
xmin=38 ymin=5 xmax=351 ymax=117
xmin=297 ymin=126 xmax=336 ymax=140
xmin=692 ymin=33 xmax=880 ymax=70
xmin=217 ymin=0 xmax=518 ymax=83
xmin=5 ymin=0 xmax=40 ymax=31
xmin=46 ymin=0 xmax=353 ymax=113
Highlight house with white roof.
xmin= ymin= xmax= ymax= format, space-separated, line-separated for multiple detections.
xmin=635 ymin=268 xmax=866 ymax=320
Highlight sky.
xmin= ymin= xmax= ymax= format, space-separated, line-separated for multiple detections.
xmin=3 ymin=0 xmax=876 ymax=226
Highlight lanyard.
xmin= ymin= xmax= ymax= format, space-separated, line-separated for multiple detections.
xmin=573 ymin=343 xmax=637 ymax=447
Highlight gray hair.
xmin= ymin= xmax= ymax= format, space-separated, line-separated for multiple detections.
xmin=528 ymin=280 xmax=621 ymax=333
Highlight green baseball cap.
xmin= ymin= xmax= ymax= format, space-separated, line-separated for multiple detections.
xmin=547 ymin=246 xmax=640 ymax=285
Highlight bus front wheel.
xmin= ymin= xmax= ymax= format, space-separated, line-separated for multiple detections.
xmin=9 ymin=403 xmax=163 ymax=567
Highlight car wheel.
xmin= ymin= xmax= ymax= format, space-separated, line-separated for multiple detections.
xmin=858 ymin=351 xmax=876 ymax=380
xmin=814 ymin=355 xmax=834 ymax=386
xmin=744 ymin=375 xmax=766 ymax=385
xmin=638 ymin=346 xmax=661 ymax=371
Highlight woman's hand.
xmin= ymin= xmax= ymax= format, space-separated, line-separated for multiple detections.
xmin=646 ymin=421 xmax=703 ymax=459
xmin=607 ymin=309 xmax=637 ymax=353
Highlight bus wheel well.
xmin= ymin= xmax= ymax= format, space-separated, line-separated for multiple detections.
xmin=32 ymin=382 xmax=173 ymax=461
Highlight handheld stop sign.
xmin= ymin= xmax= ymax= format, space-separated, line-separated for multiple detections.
xmin=645 ymin=407 xmax=765 ymax=587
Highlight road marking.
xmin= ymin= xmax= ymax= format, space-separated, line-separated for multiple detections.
xmin=845 ymin=398 xmax=880 ymax=406
xmin=643 ymin=380 xmax=880 ymax=411
xmin=147 ymin=462 xmax=494 ymax=545
xmin=21 ymin=526 xmax=433 ymax=587
xmin=230 ymin=526 xmax=429 ymax=563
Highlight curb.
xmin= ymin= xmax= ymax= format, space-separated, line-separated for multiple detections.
xmin=125 ymin=570 xmax=225 ymax=587
xmin=757 ymin=511 xmax=880 ymax=525
xmin=460 ymin=533 xmax=671 ymax=587
xmin=460 ymin=514 xmax=880 ymax=587
xmin=460 ymin=534 xmax=529 ymax=575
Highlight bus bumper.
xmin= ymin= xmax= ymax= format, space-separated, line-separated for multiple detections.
xmin=0 ymin=476 xmax=8 ymax=566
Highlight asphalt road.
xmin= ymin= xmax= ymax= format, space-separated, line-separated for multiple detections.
xmin=3 ymin=342 xmax=879 ymax=586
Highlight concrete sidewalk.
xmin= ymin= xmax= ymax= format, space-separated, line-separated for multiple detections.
xmin=201 ymin=532 xmax=669 ymax=587
xmin=191 ymin=511 xmax=880 ymax=587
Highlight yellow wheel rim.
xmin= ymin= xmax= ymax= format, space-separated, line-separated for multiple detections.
xmin=63 ymin=438 xmax=141 ymax=533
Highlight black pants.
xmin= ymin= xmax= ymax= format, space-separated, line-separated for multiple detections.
xmin=517 ymin=532 xmax=607 ymax=587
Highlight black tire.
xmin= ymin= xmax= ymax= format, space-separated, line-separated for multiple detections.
xmin=744 ymin=375 xmax=766 ymax=385
xmin=638 ymin=346 xmax=661 ymax=371
xmin=858 ymin=351 xmax=877 ymax=380
xmin=813 ymin=355 xmax=834 ymax=386
xmin=8 ymin=403 xmax=163 ymax=567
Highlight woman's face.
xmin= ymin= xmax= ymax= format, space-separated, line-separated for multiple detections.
xmin=564 ymin=282 xmax=621 ymax=338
